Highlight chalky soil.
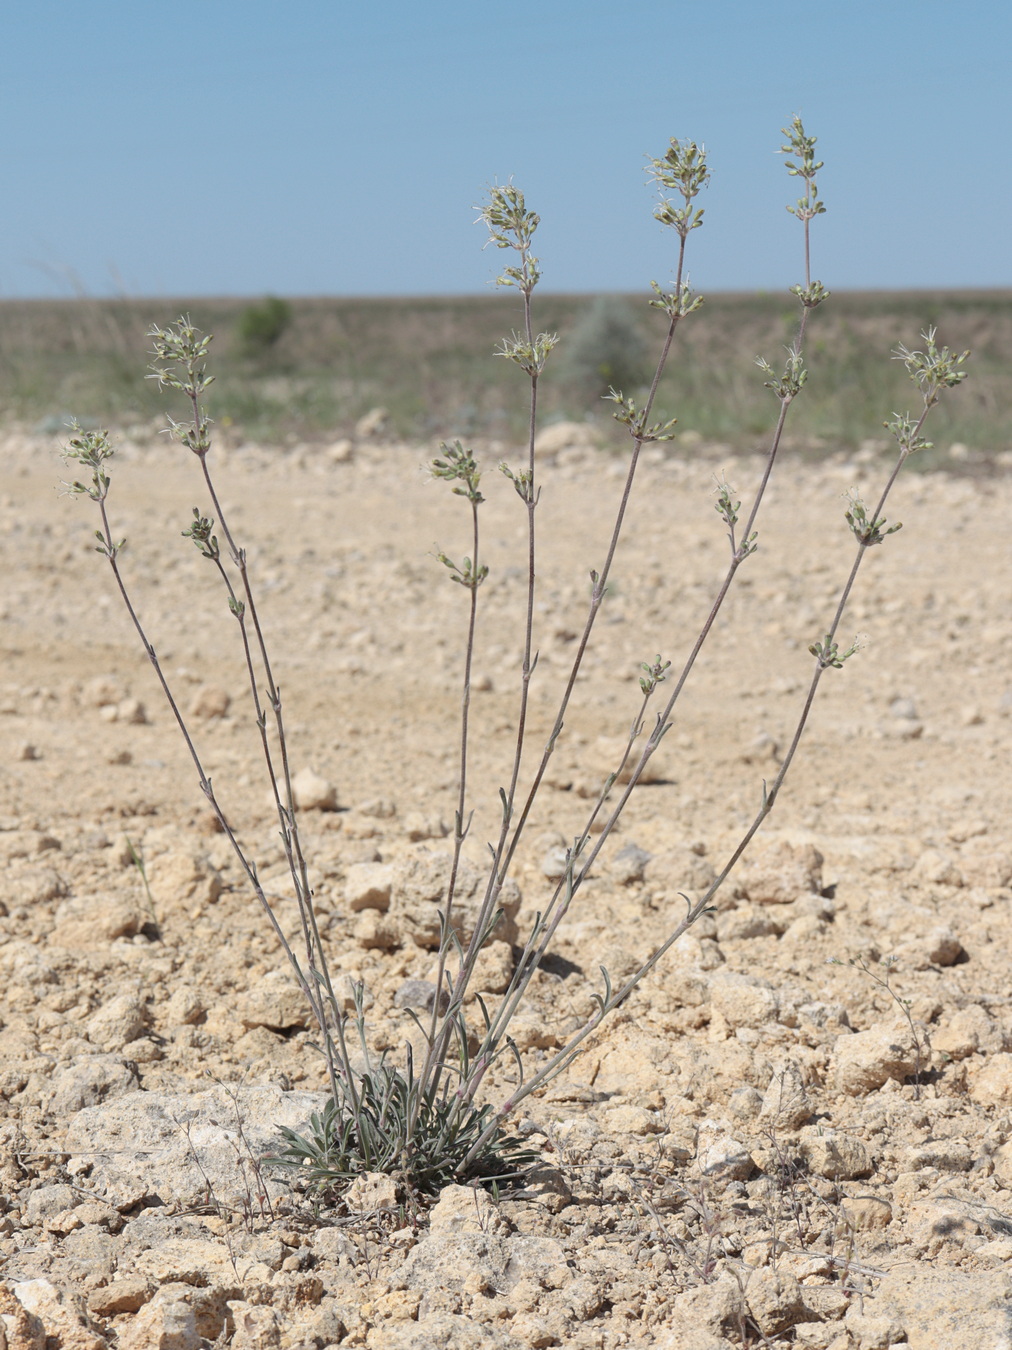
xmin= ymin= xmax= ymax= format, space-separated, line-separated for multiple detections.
xmin=0 ymin=428 xmax=1010 ymax=1349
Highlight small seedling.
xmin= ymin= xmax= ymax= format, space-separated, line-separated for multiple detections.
xmin=125 ymin=836 xmax=159 ymax=935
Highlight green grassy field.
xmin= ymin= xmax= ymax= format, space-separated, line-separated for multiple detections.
xmin=1 ymin=290 xmax=1007 ymax=462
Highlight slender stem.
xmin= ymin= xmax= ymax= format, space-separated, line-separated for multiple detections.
xmin=459 ymin=152 xmax=832 ymax=1149
xmin=189 ymin=389 xmax=339 ymax=1030
xmin=94 ymin=496 xmax=340 ymax=1102
xmin=441 ymin=239 xmax=700 ymax=1098
xmin=494 ymin=284 xmax=540 ymax=845
xmin=459 ymin=394 xmax=940 ymax=1169
xmin=418 ymin=494 xmax=482 ymax=1110
xmin=465 ymin=234 xmax=690 ymax=987
xmin=419 ymin=245 xmax=544 ymax=1091
xmin=482 ymin=361 xmax=797 ymax=1046
xmin=497 ymin=293 xmax=682 ymax=879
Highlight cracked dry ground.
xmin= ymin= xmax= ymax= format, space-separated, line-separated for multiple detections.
xmin=0 ymin=423 xmax=1010 ymax=1350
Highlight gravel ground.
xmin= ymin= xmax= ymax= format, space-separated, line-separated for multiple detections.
xmin=0 ymin=420 xmax=1010 ymax=1349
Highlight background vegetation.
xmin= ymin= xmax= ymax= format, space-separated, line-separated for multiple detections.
xmin=2 ymin=290 xmax=1007 ymax=463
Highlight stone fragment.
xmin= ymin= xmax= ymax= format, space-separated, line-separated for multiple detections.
xmin=25 ymin=1184 xmax=79 ymax=1226
xmin=12 ymin=1280 xmax=107 ymax=1350
xmin=697 ymin=1127 xmax=755 ymax=1180
xmin=86 ymin=994 xmax=146 ymax=1051
xmin=228 ymin=1302 xmax=282 ymax=1350
xmin=390 ymin=851 xmax=521 ymax=948
xmin=164 ymin=986 xmax=207 ymax=1027
xmin=833 ymin=1023 xmax=918 ymax=1095
xmin=593 ymin=735 xmax=668 ymax=785
xmin=969 ymin=1051 xmax=1012 ymax=1106
xmin=187 ymin=685 xmax=230 ymax=719
xmin=63 ymin=1085 xmax=327 ymax=1210
xmin=148 ymin=851 xmax=222 ymax=911
xmin=326 ymin=437 xmax=354 ymax=463
xmin=745 ymin=1268 xmax=805 ymax=1336
xmin=667 ymin=1277 xmax=746 ymax=1336
xmin=353 ymin=911 xmax=402 ymax=949
xmin=344 ymin=861 xmax=394 ymax=911
xmin=393 ymin=979 xmax=445 ymax=1013
xmin=464 ymin=939 xmax=514 ymax=996
xmin=758 ymin=1062 xmax=812 ymax=1129
xmin=895 ymin=924 xmax=965 ymax=969
xmin=610 ymin=844 xmax=652 ymax=884
xmin=737 ymin=840 xmax=823 ymax=905
xmin=839 ymin=1196 xmax=892 ymax=1231
xmin=518 ymin=1165 xmax=572 ymax=1213
xmin=868 ymin=1265 xmax=1012 ymax=1350
xmin=0 ymin=1280 xmax=45 ymax=1350
xmin=601 ymin=1104 xmax=663 ymax=1136
xmin=52 ymin=895 xmax=145 ymax=945
xmin=345 ymin=1172 xmax=398 ymax=1213
xmin=533 ymin=420 xmax=598 ymax=460
xmin=40 ymin=1054 xmax=139 ymax=1116
xmin=709 ymin=973 xmax=779 ymax=1029
xmin=796 ymin=1126 xmax=871 ymax=1180
xmin=116 ymin=1297 xmax=200 ymax=1350
xmin=354 ymin=406 xmax=388 ymax=439
xmin=290 ymin=767 xmax=338 ymax=811
xmin=235 ymin=972 xmax=309 ymax=1032
xmin=86 ymin=1279 xmax=151 ymax=1318
xmin=428 ymin=1185 xmax=509 ymax=1237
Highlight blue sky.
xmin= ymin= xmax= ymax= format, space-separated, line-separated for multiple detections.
xmin=3 ymin=0 xmax=1008 ymax=298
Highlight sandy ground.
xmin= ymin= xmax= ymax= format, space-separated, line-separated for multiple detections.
xmin=1 ymin=419 xmax=1011 ymax=1349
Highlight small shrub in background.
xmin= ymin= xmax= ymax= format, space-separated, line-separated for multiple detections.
xmin=61 ymin=119 xmax=968 ymax=1202
xmin=559 ymin=294 xmax=651 ymax=400
xmin=235 ymin=294 xmax=292 ymax=357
